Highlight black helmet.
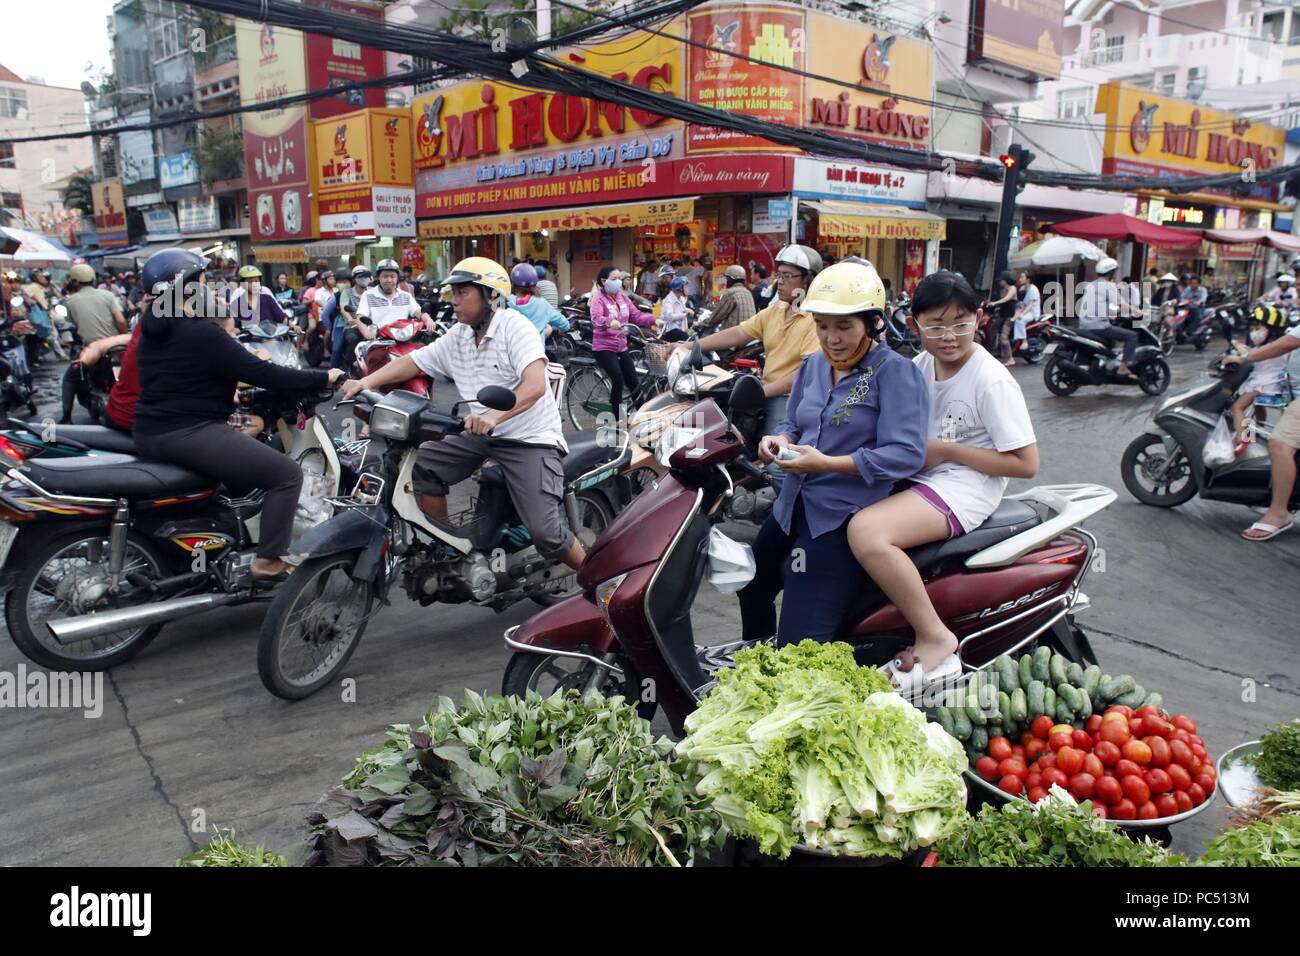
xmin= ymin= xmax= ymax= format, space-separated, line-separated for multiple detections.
xmin=333 ymin=266 xmax=351 ymax=282
xmin=142 ymin=249 xmax=207 ymax=295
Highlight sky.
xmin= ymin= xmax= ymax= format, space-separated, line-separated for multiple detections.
xmin=5 ymin=0 xmax=117 ymax=90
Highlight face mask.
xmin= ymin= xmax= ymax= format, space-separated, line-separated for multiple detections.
xmin=1250 ymin=328 xmax=1269 ymax=345
xmin=355 ymin=277 xmax=369 ymax=288
xmin=603 ymin=279 xmax=622 ymax=295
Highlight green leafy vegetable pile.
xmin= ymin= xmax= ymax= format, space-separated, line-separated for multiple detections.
xmin=936 ymin=788 xmax=1182 ymax=867
xmin=1199 ymin=812 xmax=1300 ymax=867
xmin=175 ymin=828 xmax=287 ymax=867
xmin=675 ymin=640 xmax=967 ymax=860
xmin=305 ymin=689 xmax=724 ymax=867
xmin=1246 ymin=718 xmax=1300 ymax=791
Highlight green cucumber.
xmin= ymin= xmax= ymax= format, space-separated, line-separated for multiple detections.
xmin=1056 ymin=683 xmax=1082 ymax=713
xmin=1056 ymin=701 xmax=1075 ymax=725
xmin=998 ymin=691 xmax=1013 ymax=729
xmin=966 ymin=692 xmax=988 ymax=727
xmin=1032 ymin=646 xmax=1052 ymax=683
xmin=1082 ymin=665 xmax=1102 ymax=698
xmin=1065 ymin=662 xmax=1086 ymax=687
xmin=1010 ymin=688 xmax=1028 ymax=723
xmin=1018 ymin=654 xmax=1034 ymax=690
xmin=987 ymin=722 xmax=1004 ymax=739
xmin=1140 ymin=692 xmax=1164 ymax=713
xmin=970 ymin=727 xmax=989 ymax=754
xmin=936 ymin=707 xmax=956 ymax=737
xmin=951 ymin=707 xmax=972 ymax=741
xmin=994 ymin=656 xmax=1020 ymax=694
xmin=1049 ymin=654 xmax=1068 ymax=688
xmin=1027 ymin=680 xmax=1045 ymax=719
xmin=1099 ymin=675 xmax=1136 ymax=703
xmin=1076 ymin=688 xmax=1093 ymax=720
xmin=1114 ymin=686 xmax=1146 ymax=710
xmin=1043 ymin=686 xmax=1057 ymax=718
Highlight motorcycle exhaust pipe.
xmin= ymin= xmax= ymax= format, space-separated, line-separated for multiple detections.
xmin=1059 ymin=359 xmax=1093 ymax=379
xmin=46 ymin=592 xmax=246 ymax=645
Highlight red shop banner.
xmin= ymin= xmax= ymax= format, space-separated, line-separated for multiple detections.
xmin=304 ymin=0 xmax=387 ymax=119
xmin=685 ymin=4 xmax=806 ymax=154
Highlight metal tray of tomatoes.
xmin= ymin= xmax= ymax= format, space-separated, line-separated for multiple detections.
xmin=963 ymin=766 xmax=1217 ymax=829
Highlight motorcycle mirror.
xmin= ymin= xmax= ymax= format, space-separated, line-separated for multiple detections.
xmin=476 ymin=385 xmax=517 ymax=412
xmin=728 ymin=374 xmax=766 ymax=416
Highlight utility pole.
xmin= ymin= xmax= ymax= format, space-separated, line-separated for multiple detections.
xmin=992 ymin=143 xmax=1034 ymax=281
xmin=537 ymin=0 xmax=552 ymax=40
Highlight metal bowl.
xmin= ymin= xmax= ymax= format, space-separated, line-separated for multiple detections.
xmin=1216 ymin=741 xmax=1265 ymax=808
xmin=964 ymin=764 xmax=1217 ymax=830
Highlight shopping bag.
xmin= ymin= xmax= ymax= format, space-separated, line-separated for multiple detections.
xmin=707 ymin=527 xmax=755 ymax=593
xmin=1202 ymin=416 xmax=1235 ymax=468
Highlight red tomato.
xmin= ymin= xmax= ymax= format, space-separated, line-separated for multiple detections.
xmin=1104 ymin=705 xmax=1133 ymax=719
xmin=1155 ymin=794 xmax=1179 ymax=818
xmin=987 ymin=737 xmax=1013 ymax=761
xmin=1048 ymin=731 xmax=1072 ymax=752
xmin=1137 ymin=801 xmax=1159 ymax=820
xmin=1020 ymin=731 xmax=1035 ymax=747
xmin=1069 ymin=772 xmax=1097 ymax=800
xmin=998 ymin=757 xmax=1028 ymax=780
xmin=998 ymin=775 xmax=1023 ymax=796
xmin=1170 ymin=728 xmax=1192 ymax=745
xmin=1091 ymin=803 xmax=1109 ymax=820
xmin=1037 ymin=752 xmax=1057 ymax=770
xmin=1122 ymin=739 xmax=1153 ymax=765
xmin=975 ymin=756 xmax=1000 ymax=781
xmin=1187 ymin=783 xmax=1206 ymax=807
xmin=1167 ymin=764 xmax=1192 ymax=792
xmin=1115 ymin=758 xmax=1142 ymax=779
xmin=1174 ymin=790 xmax=1193 ymax=813
xmin=1031 ymin=715 xmax=1054 ymax=740
xmin=1169 ymin=740 xmax=1194 ymax=769
xmin=1111 ymin=798 xmax=1137 ymax=821
xmin=1057 ymin=747 xmax=1084 ymax=775
xmin=1027 ymin=786 xmax=1048 ymax=804
xmin=1191 ymin=744 xmax=1208 ymax=761
xmin=1086 ymin=715 xmax=1103 ymax=736
xmin=1129 ymin=717 xmax=1145 ymax=736
xmin=1094 ymin=775 xmax=1123 ymax=806
xmin=1026 ymin=771 xmax=1043 ymax=791
xmin=1092 ymin=741 xmax=1122 ymax=767
xmin=1190 ymin=734 xmax=1206 ymax=749
xmin=1146 ymin=736 xmax=1172 ymax=768
xmin=1141 ymin=715 xmax=1173 ymax=738
xmin=1135 ymin=705 xmax=1160 ymax=719
xmin=1188 ymin=757 xmax=1203 ymax=776
xmin=1121 ymin=774 xmax=1151 ymax=805
xmin=1072 ymin=729 xmax=1093 ymax=751
xmin=1173 ymin=715 xmax=1197 ymax=734
xmin=1042 ymin=768 xmax=1069 ymax=789
xmin=1011 ymin=745 xmax=1026 ymax=762
xmin=1099 ymin=721 xmax=1131 ymax=746
xmin=1082 ymin=753 xmax=1105 ymax=779
xmin=1025 ymin=739 xmax=1047 ymax=760
xmin=1146 ymin=768 xmax=1173 ymax=794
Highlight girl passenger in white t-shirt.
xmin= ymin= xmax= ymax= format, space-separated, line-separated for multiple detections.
xmin=847 ymin=271 xmax=1040 ymax=694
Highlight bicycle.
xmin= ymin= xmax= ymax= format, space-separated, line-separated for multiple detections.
xmin=564 ymin=331 xmax=672 ymax=431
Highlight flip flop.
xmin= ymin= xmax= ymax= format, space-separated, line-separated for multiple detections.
xmin=1241 ymin=520 xmax=1293 ymax=541
xmin=880 ymin=652 xmax=963 ymax=699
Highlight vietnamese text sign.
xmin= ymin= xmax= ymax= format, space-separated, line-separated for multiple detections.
xmin=92 ymin=178 xmax=129 ymax=247
xmin=372 ymin=186 xmax=415 ymax=236
xmin=304 ymin=0 xmax=386 ymax=119
xmin=159 ymin=151 xmax=199 ymax=189
xmin=178 ymin=195 xmax=221 ymax=233
xmin=969 ymin=0 xmax=1064 ymax=80
xmin=792 ymin=158 xmax=927 ymax=207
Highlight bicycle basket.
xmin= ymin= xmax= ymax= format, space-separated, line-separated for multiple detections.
xmin=643 ymin=341 xmax=675 ymax=375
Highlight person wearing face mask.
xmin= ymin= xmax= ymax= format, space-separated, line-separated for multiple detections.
xmin=1261 ymin=273 xmax=1296 ymax=307
xmin=1229 ymin=306 xmax=1293 ymax=454
xmin=331 ymin=265 xmax=370 ymax=369
xmin=228 ymin=264 xmax=289 ymax=329
xmin=590 ymin=266 xmax=656 ymax=417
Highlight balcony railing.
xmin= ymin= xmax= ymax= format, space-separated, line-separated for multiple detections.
xmin=1064 ymin=31 xmax=1275 ymax=72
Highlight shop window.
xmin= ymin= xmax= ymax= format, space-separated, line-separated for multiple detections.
xmin=0 ymin=142 xmax=14 ymax=169
xmin=1057 ymin=88 xmax=1092 ymax=120
xmin=0 ymin=86 xmax=27 ymax=120
xmin=1157 ymin=72 xmax=1176 ymax=96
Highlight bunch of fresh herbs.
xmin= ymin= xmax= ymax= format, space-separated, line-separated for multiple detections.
xmin=1199 ymin=812 xmax=1300 ymax=867
xmin=175 ymin=828 xmax=287 ymax=867
xmin=1246 ymin=719 xmax=1300 ymax=791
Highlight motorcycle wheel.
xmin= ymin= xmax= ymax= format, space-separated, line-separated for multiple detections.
xmin=1138 ymin=358 xmax=1171 ymax=396
xmin=1021 ymin=334 xmax=1048 ymax=364
xmin=531 ymin=490 xmax=613 ymax=607
xmin=1120 ymin=432 xmax=1196 ymax=507
xmin=1042 ymin=354 xmax=1080 ymax=396
xmin=256 ymin=550 xmax=375 ymax=700
xmin=501 ymin=649 xmax=656 ymax=720
xmin=4 ymin=528 xmax=169 ymax=670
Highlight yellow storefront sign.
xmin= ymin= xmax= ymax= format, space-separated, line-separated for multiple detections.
xmin=312 ymin=108 xmax=412 ymax=194
xmin=235 ymin=19 xmax=307 ymax=139
xmin=251 ymin=244 xmax=309 ymax=263
xmin=418 ymin=199 xmax=696 ymax=240
xmin=91 ymin=178 xmax=129 ymax=247
xmin=813 ymin=202 xmax=946 ymax=241
xmin=1097 ymin=82 xmax=1285 ymax=177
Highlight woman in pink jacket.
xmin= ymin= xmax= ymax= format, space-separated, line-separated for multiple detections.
xmin=590 ymin=266 xmax=656 ymax=417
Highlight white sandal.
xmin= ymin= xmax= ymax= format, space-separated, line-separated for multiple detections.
xmin=880 ymin=652 xmax=963 ymax=699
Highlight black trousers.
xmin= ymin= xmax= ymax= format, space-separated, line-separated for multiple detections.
xmin=60 ymin=364 xmax=94 ymax=422
xmin=1090 ymin=325 xmax=1138 ymax=364
xmin=594 ymin=349 xmax=639 ymax=416
xmin=737 ymin=498 xmax=870 ymax=645
xmin=134 ymin=421 xmax=304 ymax=559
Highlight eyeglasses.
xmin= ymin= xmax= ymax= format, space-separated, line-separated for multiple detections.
xmin=917 ymin=321 xmax=978 ymax=339
xmin=775 ymin=270 xmax=803 ymax=281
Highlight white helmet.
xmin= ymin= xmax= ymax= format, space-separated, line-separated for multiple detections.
xmin=375 ymin=258 xmax=401 ymax=276
xmin=1095 ymin=257 xmax=1118 ymax=277
xmin=1278 ymin=273 xmax=1294 ymax=284
xmin=775 ymin=244 xmax=824 ymax=277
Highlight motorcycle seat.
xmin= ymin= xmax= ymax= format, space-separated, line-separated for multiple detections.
xmin=19 ymin=453 xmax=213 ymax=499
xmin=905 ymin=499 xmax=1043 ymax=573
xmin=1076 ymin=330 xmax=1113 ymax=347
xmin=30 ymin=423 xmax=137 ymax=456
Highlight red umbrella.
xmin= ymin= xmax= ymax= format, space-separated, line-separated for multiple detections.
xmin=1049 ymin=213 xmax=1201 ymax=247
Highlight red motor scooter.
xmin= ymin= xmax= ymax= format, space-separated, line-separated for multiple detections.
xmin=503 ymin=373 xmax=1115 ymax=734
xmin=352 ymin=317 xmax=436 ymax=396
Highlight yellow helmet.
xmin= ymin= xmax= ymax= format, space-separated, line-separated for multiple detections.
xmin=69 ymin=263 xmax=96 ymax=284
xmin=801 ymin=261 xmax=886 ymax=316
xmin=443 ymin=256 xmax=511 ymax=300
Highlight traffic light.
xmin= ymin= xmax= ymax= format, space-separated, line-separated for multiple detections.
xmin=993 ymin=144 xmax=1036 ymax=276
xmin=998 ymin=154 xmax=1017 ymax=169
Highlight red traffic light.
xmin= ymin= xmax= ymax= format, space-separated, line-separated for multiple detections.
xmin=999 ymin=154 xmax=1017 ymax=168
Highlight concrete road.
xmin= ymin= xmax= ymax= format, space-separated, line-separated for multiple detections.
xmin=1 ymin=347 xmax=1295 ymax=865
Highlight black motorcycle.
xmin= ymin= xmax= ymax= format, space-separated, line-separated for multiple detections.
xmin=1120 ymin=354 xmax=1299 ymax=510
xmin=1041 ymin=317 xmax=1172 ymax=397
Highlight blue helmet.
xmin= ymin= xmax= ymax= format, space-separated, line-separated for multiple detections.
xmin=142 ymin=248 xmax=208 ymax=295
xmin=535 ymin=264 xmax=548 ymax=278
xmin=510 ymin=262 xmax=539 ymax=287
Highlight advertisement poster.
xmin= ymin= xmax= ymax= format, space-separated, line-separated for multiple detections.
xmin=313 ymin=109 xmax=414 ymax=238
xmin=969 ymin=0 xmax=1064 ymax=80
xmin=178 ymin=196 xmax=220 ymax=233
xmin=91 ymin=178 xmax=129 ymax=247
xmin=304 ymin=0 xmax=386 ymax=119
xmin=903 ymin=239 xmax=925 ymax=295
xmin=684 ymin=4 xmax=805 ymax=153
xmin=237 ymin=18 xmax=312 ymax=241
xmin=159 ymin=151 xmax=199 ymax=189
xmin=118 ymin=110 xmax=156 ymax=186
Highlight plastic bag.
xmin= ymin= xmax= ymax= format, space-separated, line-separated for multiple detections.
xmin=296 ymin=473 xmax=335 ymax=525
xmin=1203 ymin=415 xmax=1235 ymax=468
xmin=707 ymin=527 xmax=755 ymax=593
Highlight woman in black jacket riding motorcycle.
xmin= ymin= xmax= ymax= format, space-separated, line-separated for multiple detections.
xmin=132 ymin=250 xmax=343 ymax=584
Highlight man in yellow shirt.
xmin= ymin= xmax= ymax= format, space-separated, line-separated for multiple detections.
xmin=676 ymin=244 xmax=822 ymax=427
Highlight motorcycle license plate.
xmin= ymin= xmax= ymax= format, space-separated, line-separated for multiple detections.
xmin=1041 ymin=343 xmax=1057 ymax=356
xmin=0 ymin=523 xmax=18 ymax=573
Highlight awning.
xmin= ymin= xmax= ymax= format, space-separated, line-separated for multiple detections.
xmin=1200 ymin=229 xmax=1300 ymax=253
xmin=1049 ymin=213 xmax=1202 ymax=247
xmin=1140 ymin=188 xmax=1289 ymax=213
xmin=416 ymin=198 xmax=698 ymax=241
xmin=252 ymin=239 xmax=359 ymax=264
xmin=807 ymin=200 xmax=946 ymax=241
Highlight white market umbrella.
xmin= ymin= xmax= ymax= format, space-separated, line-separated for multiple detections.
xmin=0 ymin=226 xmax=73 ymax=265
xmin=1008 ymin=236 xmax=1105 ymax=270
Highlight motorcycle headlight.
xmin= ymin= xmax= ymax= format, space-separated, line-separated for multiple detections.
xmin=673 ymin=372 xmax=699 ymax=397
xmin=655 ymin=422 xmax=703 ymax=468
xmin=594 ymin=573 xmax=628 ymax=630
xmin=369 ymin=405 xmax=413 ymax=441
